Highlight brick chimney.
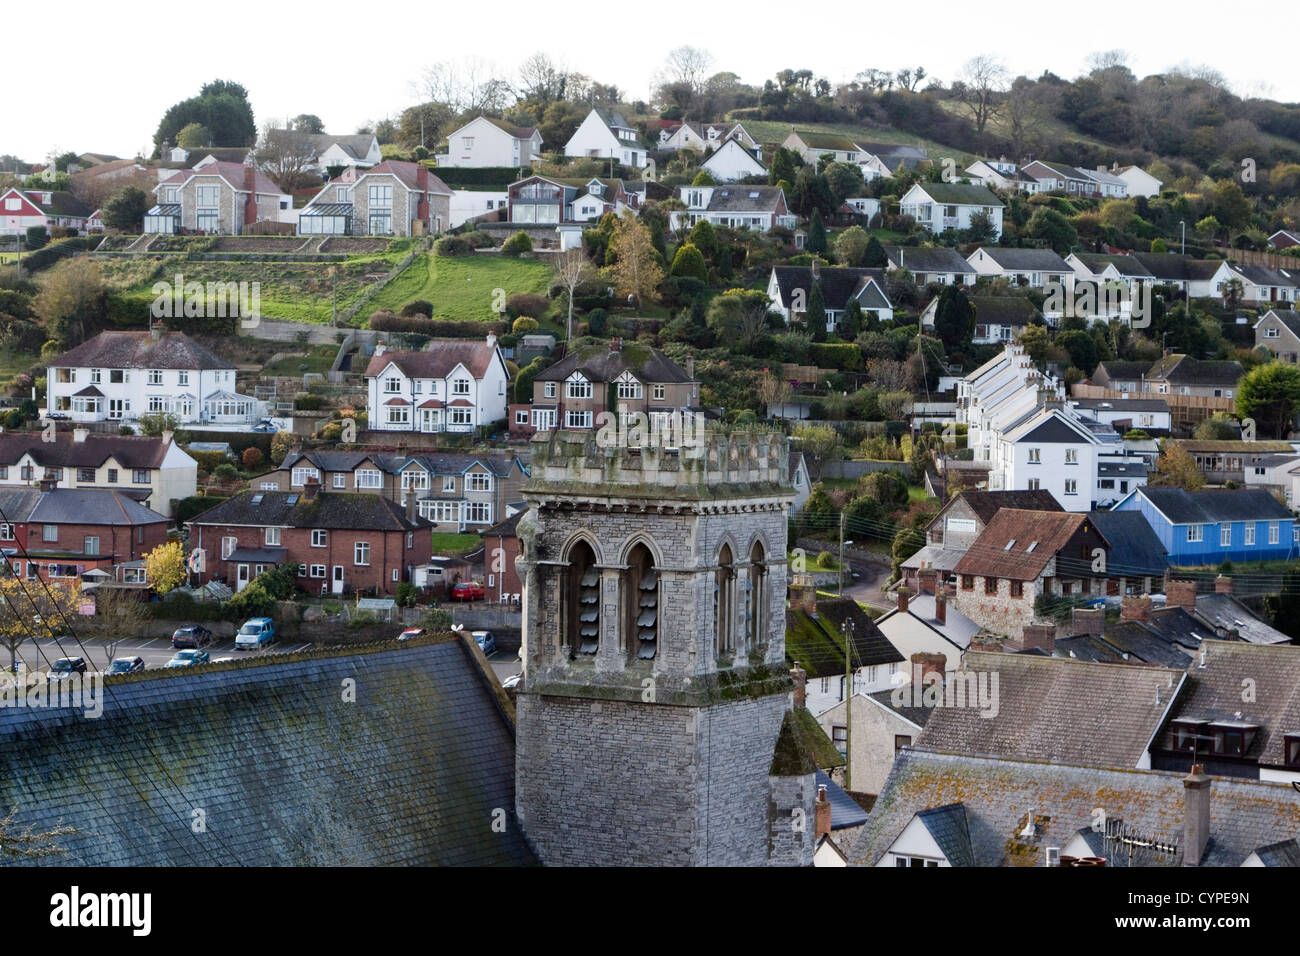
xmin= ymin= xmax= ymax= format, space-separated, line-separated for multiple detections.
xmin=1120 ymin=595 xmax=1152 ymax=623
xmin=1071 ymin=607 xmax=1104 ymax=637
xmin=609 ymin=337 xmax=622 ymax=352
xmin=910 ymin=652 xmax=946 ymax=686
xmin=243 ymin=165 xmax=258 ymax=227
xmin=161 ymin=429 xmax=173 ymax=447
xmin=303 ymin=477 xmax=320 ymax=500
xmin=935 ymin=588 xmax=947 ymax=626
xmin=1166 ymin=579 xmax=1198 ymax=611
xmin=1183 ymin=764 xmax=1212 ymax=867
xmin=790 ymin=663 xmax=807 ymax=710
xmin=789 ymin=573 xmax=818 ymax=614
xmin=1214 ymin=574 xmax=1232 ymax=596
xmin=1020 ymin=622 xmax=1056 ymax=653
xmin=416 ymin=163 xmax=430 ymax=223
xmin=814 ymin=785 xmax=832 ymax=842
xmin=406 ymin=490 xmax=416 ymax=523
xmin=896 ymin=587 xmax=911 ymax=614
xmin=917 ymin=568 xmax=937 ymax=595
xmin=72 ymin=427 xmax=88 ymax=444
xmin=486 ymin=331 xmax=498 ymax=349
xmin=37 ymin=477 xmax=57 ymax=493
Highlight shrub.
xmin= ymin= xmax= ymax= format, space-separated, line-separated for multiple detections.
xmin=501 ymin=231 xmax=533 ymax=256
xmin=295 ymin=394 xmax=325 ymax=411
xmin=3 ymin=409 xmax=22 ymax=429
xmin=25 ymin=226 xmax=47 ymax=250
xmin=434 ymin=235 xmax=473 ymax=256
xmin=213 ymin=463 xmax=239 ymax=481
xmin=395 ymin=582 xmax=418 ymax=607
xmin=463 ymin=230 xmax=496 ymax=248
xmin=669 ymin=242 xmax=708 ymax=282
xmin=507 ymin=293 xmax=548 ymax=318
xmin=188 ymin=449 xmax=226 ymax=474
xmin=512 ymin=316 xmax=539 ymax=334
xmin=242 ymin=447 xmax=264 ymax=470
xmin=586 ymin=308 xmax=608 ymax=335
xmin=817 ymin=551 xmax=834 ymax=567
xmin=400 ymin=299 xmax=433 ymax=317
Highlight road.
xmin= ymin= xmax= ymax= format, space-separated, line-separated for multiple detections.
xmin=839 ymin=560 xmax=894 ymax=610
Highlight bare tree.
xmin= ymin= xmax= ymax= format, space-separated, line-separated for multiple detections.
xmin=953 ymin=55 xmax=1010 ymax=140
xmin=516 ymin=53 xmax=570 ymax=106
xmin=895 ymin=66 xmax=928 ymax=92
xmin=1005 ymin=77 xmax=1051 ymax=158
xmin=655 ymin=46 xmax=714 ymax=110
xmin=254 ymin=124 xmax=318 ymax=192
xmin=756 ymin=373 xmax=792 ymax=415
xmin=1086 ymin=49 xmax=1131 ymax=73
xmin=553 ymin=248 xmax=594 ymax=342
xmin=419 ymin=58 xmax=511 ymax=114
xmin=0 ymin=808 xmax=77 ymax=859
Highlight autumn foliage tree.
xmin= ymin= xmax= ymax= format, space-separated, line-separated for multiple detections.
xmin=144 ymin=540 xmax=187 ymax=596
xmin=606 ymin=212 xmax=664 ymax=308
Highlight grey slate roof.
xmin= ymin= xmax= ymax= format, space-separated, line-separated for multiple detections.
xmin=189 ymin=490 xmax=427 ymax=531
xmin=1262 ymin=309 xmax=1300 ymax=337
xmin=1191 ymin=593 xmax=1291 ymax=645
xmin=1135 ymin=486 xmax=1292 ymax=524
xmin=0 ymin=433 xmax=172 ymax=470
xmin=49 ymin=331 xmax=234 ymax=372
xmin=534 ymin=344 xmax=692 ymax=384
xmin=1253 ymin=838 xmax=1300 ymax=866
xmin=699 ymin=185 xmax=785 ymax=212
xmin=867 ymin=689 xmax=933 ymax=729
xmin=913 ymin=652 xmax=1184 ymax=769
xmin=0 ymin=638 xmax=534 ymax=866
xmin=770 ymin=266 xmax=889 ymax=313
xmin=815 ymin=769 xmax=869 ymax=830
xmin=917 ymin=803 xmax=975 ymax=866
xmin=967 ymin=296 xmax=1040 ymax=326
xmin=970 ymin=246 xmax=1070 ymax=272
xmin=27 ymin=489 xmax=168 ymax=526
xmin=884 ymin=245 xmax=976 ymax=275
xmin=1087 ymin=510 xmax=1167 ymax=575
xmin=1145 ymin=354 xmax=1242 ymax=386
xmin=846 ymin=749 xmax=1300 ymax=867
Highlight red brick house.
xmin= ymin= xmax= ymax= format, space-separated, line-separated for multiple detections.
xmin=481 ymin=508 xmax=524 ymax=603
xmin=0 ymin=484 xmax=169 ymax=584
xmin=187 ymin=481 xmax=431 ymax=596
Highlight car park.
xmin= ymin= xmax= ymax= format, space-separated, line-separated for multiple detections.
xmin=166 ymin=649 xmax=210 ymax=668
xmin=235 ymin=617 xmax=277 ymax=651
xmin=49 ymin=657 xmax=87 ymax=681
xmin=106 ymin=657 xmax=145 ymax=675
xmin=171 ymin=625 xmax=214 ymax=649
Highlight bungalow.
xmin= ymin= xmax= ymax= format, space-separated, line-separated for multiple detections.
xmin=898 ymin=183 xmax=1003 ymax=239
xmin=1268 ymin=229 xmax=1300 ymax=250
xmin=297 ymin=161 xmax=452 ymax=236
xmin=966 ymin=246 xmax=1071 ymax=288
xmin=1254 ymin=309 xmax=1300 ymax=364
xmin=1021 ymin=160 xmax=1094 ymax=195
xmin=564 ymin=108 xmax=649 ymax=168
xmin=963 ymin=158 xmax=1042 ymax=194
xmin=0 ymin=187 xmax=93 ymax=235
xmin=188 ymin=483 xmax=432 ymax=596
xmin=145 ymin=162 xmax=289 ymax=235
xmin=781 ymin=129 xmax=868 ymax=168
xmin=437 ymin=116 xmax=542 ymax=168
xmin=884 ymin=246 xmax=976 ymax=286
xmin=1209 ymin=261 xmax=1299 ymax=306
xmin=257 ymin=131 xmax=382 ymax=172
xmin=859 ymin=143 xmax=927 ymax=174
xmin=1113 ymin=486 xmax=1297 ymax=565
xmin=1077 ymin=165 xmax=1129 ymax=198
xmin=1168 ymin=439 xmax=1297 ymax=485
xmin=364 ymin=335 xmax=510 ymax=435
xmin=1115 ymin=165 xmax=1163 ymax=199
xmin=657 ymin=121 xmax=731 ymax=154
xmin=922 ymin=295 xmax=1039 ymax=346
xmin=767 ymin=264 xmax=894 ymax=334
xmin=1066 ymin=252 xmax=1157 ymax=296
xmin=1141 ymin=354 xmax=1242 ymax=400
xmin=668 ymin=184 xmax=794 ymax=233
xmin=1128 ymin=253 xmax=1222 ymax=297
xmin=700 ymin=138 xmax=767 ymax=183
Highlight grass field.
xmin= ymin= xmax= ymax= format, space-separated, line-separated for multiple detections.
xmin=430 ymin=533 xmax=482 ymax=554
xmin=736 ymin=119 xmax=959 ymax=161
xmin=363 ymin=253 xmax=554 ymax=323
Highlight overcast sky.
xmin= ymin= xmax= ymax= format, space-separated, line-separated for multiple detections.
xmin=8 ymin=0 xmax=1293 ymax=163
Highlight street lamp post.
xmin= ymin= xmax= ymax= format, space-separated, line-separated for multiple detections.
xmin=1179 ymin=220 xmax=1185 ymax=256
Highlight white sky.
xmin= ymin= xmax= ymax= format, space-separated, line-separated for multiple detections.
xmin=8 ymin=0 xmax=1294 ymax=163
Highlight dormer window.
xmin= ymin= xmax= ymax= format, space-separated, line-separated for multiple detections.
xmin=1285 ymin=734 xmax=1300 ymax=769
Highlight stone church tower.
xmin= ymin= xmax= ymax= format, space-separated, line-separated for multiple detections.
xmin=513 ymin=427 xmax=818 ymax=866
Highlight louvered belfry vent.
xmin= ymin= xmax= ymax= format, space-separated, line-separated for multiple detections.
xmin=636 ymin=566 xmax=658 ymax=659
xmin=578 ymin=566 xmax=600 ymax=654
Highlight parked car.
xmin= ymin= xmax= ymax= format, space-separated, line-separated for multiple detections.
xmin=235 ymin=617 xmax=277 ymax=651
xmin=171 ymin=624 xmax=214 ymax=649
xmin=397 ymin=628 xmax=425 ymax=641
xmin=501 ymin=674 xmax=521 ymax=689
xmin=106 ymin=657 xmax=145 ymax=675
xmin=49 ymin=657 xmax=87 ymax=681
xmin=451 ymin=581 xmax=485 ymax=601
xmin=166 ymin=649 xmax=210 ymax=668
xmin=211 ymin=657 xmax=235 ymax=664
xmin=471 ymin=630 xmax=496 ymax=656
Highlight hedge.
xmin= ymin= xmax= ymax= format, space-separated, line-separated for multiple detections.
xmin=18 ymin=235 xmax=102 ymax=273
xmin=172 ymin=494 xmax=229 ymax=524
xmin=809 ymin=343 xmax=863 ymax=371
xmin=426 ymin=165 xmax=532 ymax=187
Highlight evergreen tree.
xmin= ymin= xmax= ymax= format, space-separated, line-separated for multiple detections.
xmin=807 ymin=280 xmax=827 ymax=342
xmin=687 ymin=219 xmax=718 ymax=263
xmin=932 ymin=285 xmax=973 ymax=353
xmin=807 ymin=210 xmax=827 ymax=255
xmin=864 ymin=235 xmax=889 ymax=268
xmin=840 ymin=299 xmax=863 ymax=339
xmin=669 ymin=242 xmax=709 ymax=282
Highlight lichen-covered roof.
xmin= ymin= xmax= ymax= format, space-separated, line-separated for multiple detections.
xmin=795 ymin=706 xmax=845 ymax=770
xmin=0 ymin=638 xmax=534 ymax=866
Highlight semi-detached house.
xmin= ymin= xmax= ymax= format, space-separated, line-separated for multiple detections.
xmin=364 ymin=335 xmax=509 ymax=435
xmin=145 ymin=162 xmax=289 ymax=235
xmin=298 ymin=161 xmax=452 ymax=236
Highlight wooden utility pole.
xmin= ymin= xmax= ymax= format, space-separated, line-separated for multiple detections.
xmin=844 ymin=617 xmax=854 ymax=792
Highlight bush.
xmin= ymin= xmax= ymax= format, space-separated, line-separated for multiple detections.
xmin=395 ymin=582 xmax=418 ymax=607
xmin=586 ymin=308 xmax=608 ymax=335
xmin=463 ymin=230 xmax=496 ymax=248
xmin=173 ymin=494 xmax=229 ymax=524
xmin=507 ymin=293 xmax=548 ymax=319
xmin=242 ymin=447 xmax=263 ymax=470
xmin=809 ymin=342 xmax=863 ymax=371
xmin=25 ymin=226 xmax=47 ymax=250
xmin=213 ymin=463 xmax=239 ymax=481
xmin=501 ymin=231 xmax=533 ymax=256
xmin=188 ymin=449 xmax=226 ymax=474
xmin=400 ymin=299 xmax=433 ymax=317
xmin=295 ymin=394 xmax=325 ymax=411
xmin=817 ymin=550 xmax=834 ymax=567
xmin=434 ymin=235 xmax=473 ymax=256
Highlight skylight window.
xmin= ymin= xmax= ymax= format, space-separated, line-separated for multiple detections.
xmin=251 ymin=494 xmax=263 ymax=505
xmin=749 ymin=191 xmax=760 ymax=198
xmin=1004 ymin=540 xmax=1015 ymax=550
xmin=1026 ymin=541 xmax=1038 ymax=552
xmin=286 ymin=494 xmax=299 ymax=505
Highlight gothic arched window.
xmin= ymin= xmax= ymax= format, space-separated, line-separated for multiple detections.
xmin=568 ymin=541 xmax=600 ymax=655
xmin=714 ymin=543 xmax=735 ymax=657
xmin=748 ymin=540 xmax=767 ymax=653
xmin=625 ymin=543 xmax=658 ymax=660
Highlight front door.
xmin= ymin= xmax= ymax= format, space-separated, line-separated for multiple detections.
xmin=236 ymin=564 xmax=250 ymax=593
xmin=421 ymin=408 xmax=439 ymax=433
xmin=332 ymin=565 xmax=344 ymax=595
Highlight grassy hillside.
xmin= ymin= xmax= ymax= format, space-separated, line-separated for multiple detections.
xmin=363 ymin=253 xmax=553 ymax=323
xmin=735 ymin=118 xmax=958 ymax=162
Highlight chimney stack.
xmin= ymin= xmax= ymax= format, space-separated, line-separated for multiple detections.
xmin=910 ymin=652 xmax=946 ymax=686
xmin=789 ymin=573 xmax=818 ymax=614
xmin=609 ymin=337 xmax=622 ymax=352
xmin=1071 ymin=607 xmax=1104 ymax=637
xmin=814 ymin=785 xmax=832 ymax=842
xmin=72 ymin=427 xmax=88 ymax=444
xmin=1214 ymin=574 xmax=1232 ymax=596
xmin=1120 ymin=595 xmax=1152 ymax=623
xmin=303 ymin=477 xmax=320 ymax=500
xmin=486 ymin=331 xmax=498 ymax=349
xmin=897 ymin=587 xmax=911 ymax=614
xmin=150 ymin=322 xmax=162 ymax=341
xmin=935 ymin=588 xmax=947 ymax=626
xmin=406 ymin=490 xmax=417 ymax=523
xmin=917 ymin=568 xmax=937 ymax=595
xmin=161 ymin=429 xmax=173 ymax=447
xmin=1020 ymin=622 xmax=1056 ymax=653
xmin=37 ymin=477 xmax=57 ymax=494
xmin=790 ymin=663 xmax=807 ymax=710
xmin=1166 ymin=579 xmax=1198 ymax=610
xmin=1182 ymin=764 xmax=1212 ymax=867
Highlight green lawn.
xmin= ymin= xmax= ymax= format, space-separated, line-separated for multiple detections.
xmin=363 ymin=253 xmax=554 ymax=323
xmin=791 ymin=550 xmax=839 ymax=571
xmin=430 ymin=532 xmax=481 ymax=554
xmin=734 ymin=118 xmax=959 ymax=161
xmin=264 ymin=345 xmax=340 ymax=375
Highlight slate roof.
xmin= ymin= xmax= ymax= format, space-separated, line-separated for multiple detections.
xmin=947 ymin=489 xmax=1064 ymax=526
xmin=1225 ymin=262 xmax=1299 ymax=288
xmin=26 ymin=489 xmax=168 ymax=526
xmin=877 ymin=592 xmax=981 ymax=650
xmin=1253 ymin=839 xmax=1300 ymax=866
xmin=1071 ymin=252 xmax=1156 ymax=278
xmin=364 ymin=340 xmax=500 ymax=380
xmin=914 ymin=183 xmax=1002 ymax=207
xmin=279 ymin=131 xmax=380 ymax=160
xmin=49 ymin=331 xmax=234 ymax=372
xmin=1144 ymin=354 xmax=1242 ymax=386
xmin=954 ymin=509 xmax=1098 ymax=580
xmin=916 ymin=803 xmax=976 ymax=866
xmin=1086 ymin=510 xmax=1167 ymax=575
xmin=482 ymin=508 xmax=525 ymax=539
xmin=770 ymin=266 xmax=889 ymax=312
xmin=785 ymin=600 xmax=902 ymax=679
xmin=884 ymin=245 xmax=976 ymax=275
xmin=533 ymin=344 xmax=692 ymax=384
xmin=867 ymin=689 xmax=933 ymax=729
xmin=0 ymin=638 xmax=534 ymax=866
xmin=858 ymin=143 xmax=928 ymax=170
xmin=1134 ymin=486 xmax=1293 ymax=524
xmin=847 ymin=749 xmax=1300 ymax=867
xmin=970 ymin=246 xmax=1070 ymax=271
xmin=159 ymin=161 xmax=282 ymax=196
xmin=189 ymin=491 xmax=427 ymax=532
xmin=1129 ymin=252 xmax=1221 ymax=282
xmin=1093 ymin=360 xmax=1150 ymax=384
xmin=815 ymin=769 xmax=867 ymax=828
xmin=22 ymin=190 xmax=92 ymax=217
xmin=1190 ymin=593 xmax=1291 ymax=645
xmin=0 ymin=433 xmax=173 ymax=469
xmin=1060 ymin=622 xmax=1194 ymax=668
xmin=1261 ymin=309 xmax=1300 ymax=337
xmin=967 ymin=296 xmax=1040 ymax=326
xmin=1154 ymin=640 xmax=1300 ymax=768
xmin=697 ymin=185 xmax=785 ymax=213
xmin=913 ymin=652 xmax=1183 ymax=769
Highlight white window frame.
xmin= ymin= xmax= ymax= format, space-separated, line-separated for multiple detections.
xmin=354 ymin=542 xmax=371 ymax=566
xmin=311 ymin=529 xmax=327 ymax=548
